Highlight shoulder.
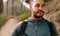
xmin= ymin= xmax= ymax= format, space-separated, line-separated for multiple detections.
xmin=11 ymin=21 xmax=23 ymax=32
xmin=44 ymin=19 xmax=53 ymax=24
xmin=45 ymin=19 xmax=57 ymax=30
xmin=12 ymin=19 xmax=28 ymax=31
xmin=45 ymin=19 xmax=56 ymax=28
xmin=15 ymin=21 xmax=23 ymax=28
xmin=44 ymin=19 xmax=56 ymax=27
xmin=11 ymin=21 xmax=24 ymax=35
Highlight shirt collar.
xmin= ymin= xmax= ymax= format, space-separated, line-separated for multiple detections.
xmin=28 ymin=17 xmax=45 ymax=23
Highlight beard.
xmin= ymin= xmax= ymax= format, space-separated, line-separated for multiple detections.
xmin=33 ymin=10 xmax=44 ymax=19
xmin=34 ymin=14 xmax=43 ymax=19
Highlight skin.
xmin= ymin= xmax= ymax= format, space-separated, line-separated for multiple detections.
xmin=30 ymin=0 xmax=45 ymax=20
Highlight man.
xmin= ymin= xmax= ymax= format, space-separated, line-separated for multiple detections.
xmin=11 ymin=0 xmax=58 ymax=36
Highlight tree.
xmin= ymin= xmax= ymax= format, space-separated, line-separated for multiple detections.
xmin=11 ymin=0 xmax=13 ymax=15
xmin=0 ymin=0 xmax=3 ymax=14
xmin=6 ymin=0 xmax=9 ymax=15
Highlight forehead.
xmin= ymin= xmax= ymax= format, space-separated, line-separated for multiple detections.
xmin=32 ymin=0 xmax=44 ymax=5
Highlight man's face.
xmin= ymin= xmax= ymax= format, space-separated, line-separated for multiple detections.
xmin=30 ymin=0 xmax=45 ymax=19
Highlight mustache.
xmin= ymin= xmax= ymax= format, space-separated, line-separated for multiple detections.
xmin=36 ymin=10 xmax=44 ymax=13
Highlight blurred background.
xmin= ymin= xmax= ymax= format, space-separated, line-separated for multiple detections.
xmin=0 ymin=0 xmax=60 ymax=36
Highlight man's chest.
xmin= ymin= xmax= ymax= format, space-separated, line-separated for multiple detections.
xmin=25 ymin=22 xmax=51 ymax=36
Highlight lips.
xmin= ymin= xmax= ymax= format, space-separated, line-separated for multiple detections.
xmin=37 ymin=11 xmax=43 ymax=14
xmin=38 ymin=12 xmax=42 ymax=13
xmin=37 ymin=10 xmax=44 ymax=14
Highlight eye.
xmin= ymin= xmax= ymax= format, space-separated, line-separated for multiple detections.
xmin=42 ymin=4 xmax=45 ymax=7
xmin=35 ymin=4 xmax=40 ymax=7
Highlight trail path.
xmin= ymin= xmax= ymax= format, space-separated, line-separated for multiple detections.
xmin=0 ymin=18 xmax=18 ymax=36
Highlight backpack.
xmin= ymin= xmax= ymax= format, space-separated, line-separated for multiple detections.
xmin=19 ymin=20 xmax=57 ymax=36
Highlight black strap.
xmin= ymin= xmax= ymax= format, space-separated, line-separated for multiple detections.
xmin=19 ymin=21 xmax=28 ymax=36
xmin=46 ymin=20 xmax=58 ymax=36
xmin=46 ymin=20 xmax=53 ymax=36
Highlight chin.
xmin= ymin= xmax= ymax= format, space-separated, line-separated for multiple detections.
xmin=34 ymin=15 xmax=43 ymax=19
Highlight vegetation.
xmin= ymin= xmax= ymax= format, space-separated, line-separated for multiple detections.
xmin=0 ymin=13 xmax=8 ymax=28
xmin=15 ymin=9 xmax=31 ymax=21
xmin=20 ymin=10 xmax=30 ymax=21
xmin=0 ymin=0 xmax=3 ymax=14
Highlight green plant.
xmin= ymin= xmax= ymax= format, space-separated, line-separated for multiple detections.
xmin=21 ymin=9 xmax=30 ymax=21
xmin=0 ymin=13 xmax=8 ymax=28
xmin=16 ymin=9 xmax=31 ymax=21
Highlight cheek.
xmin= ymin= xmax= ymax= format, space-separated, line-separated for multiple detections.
xmin=32 ymin=7 xmax=38 ymax=12
xmin=32 ymin=5 xmax=37 ymax=11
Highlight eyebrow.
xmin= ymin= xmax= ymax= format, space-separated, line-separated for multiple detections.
xmin=43 ymin=4 xmax=45 ymax=6
xmin=35 ymin=3 xmax=45 ymax=7
xmin=35 ymin=3 xmax=45 ymax=5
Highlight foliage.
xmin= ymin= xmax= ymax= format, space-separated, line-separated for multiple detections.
xmin=16 ymin=9 xmax=31 ymax=21
xmin=0 ymin=13 xmax=8 ymax=28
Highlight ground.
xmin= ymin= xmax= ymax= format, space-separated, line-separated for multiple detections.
xmin=0 ymin=18 xmax=18 ymax=36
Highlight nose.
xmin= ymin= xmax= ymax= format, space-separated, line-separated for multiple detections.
xmin=39 ymin=6 xmax=43 ymax=10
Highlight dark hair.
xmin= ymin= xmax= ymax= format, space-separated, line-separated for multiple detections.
xmin=25 ymin=0 xmax=50 ymax=4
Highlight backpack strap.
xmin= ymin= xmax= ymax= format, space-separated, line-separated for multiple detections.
xmin=46 ymin=20 xmax=53 ymax=36
xmin=46 ymin=20 xmax=58 ymax=36
xmin=19 ymin=21 xmax=28 ymax=36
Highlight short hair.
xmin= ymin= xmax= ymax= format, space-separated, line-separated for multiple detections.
xmin=25 ymin=0 xmax=51 ymax=4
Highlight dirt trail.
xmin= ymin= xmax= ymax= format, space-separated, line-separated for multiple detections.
xmin=0 ymin=18 xmax=18 ymax=36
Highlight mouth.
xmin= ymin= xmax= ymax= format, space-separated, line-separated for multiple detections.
xmin=36 ymin=10 xmax=44 ymax=14
xmin=37 ymin=11 xmax=43 ymax=14
xmin=38 ymin=12 xmax=42 ymax=14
